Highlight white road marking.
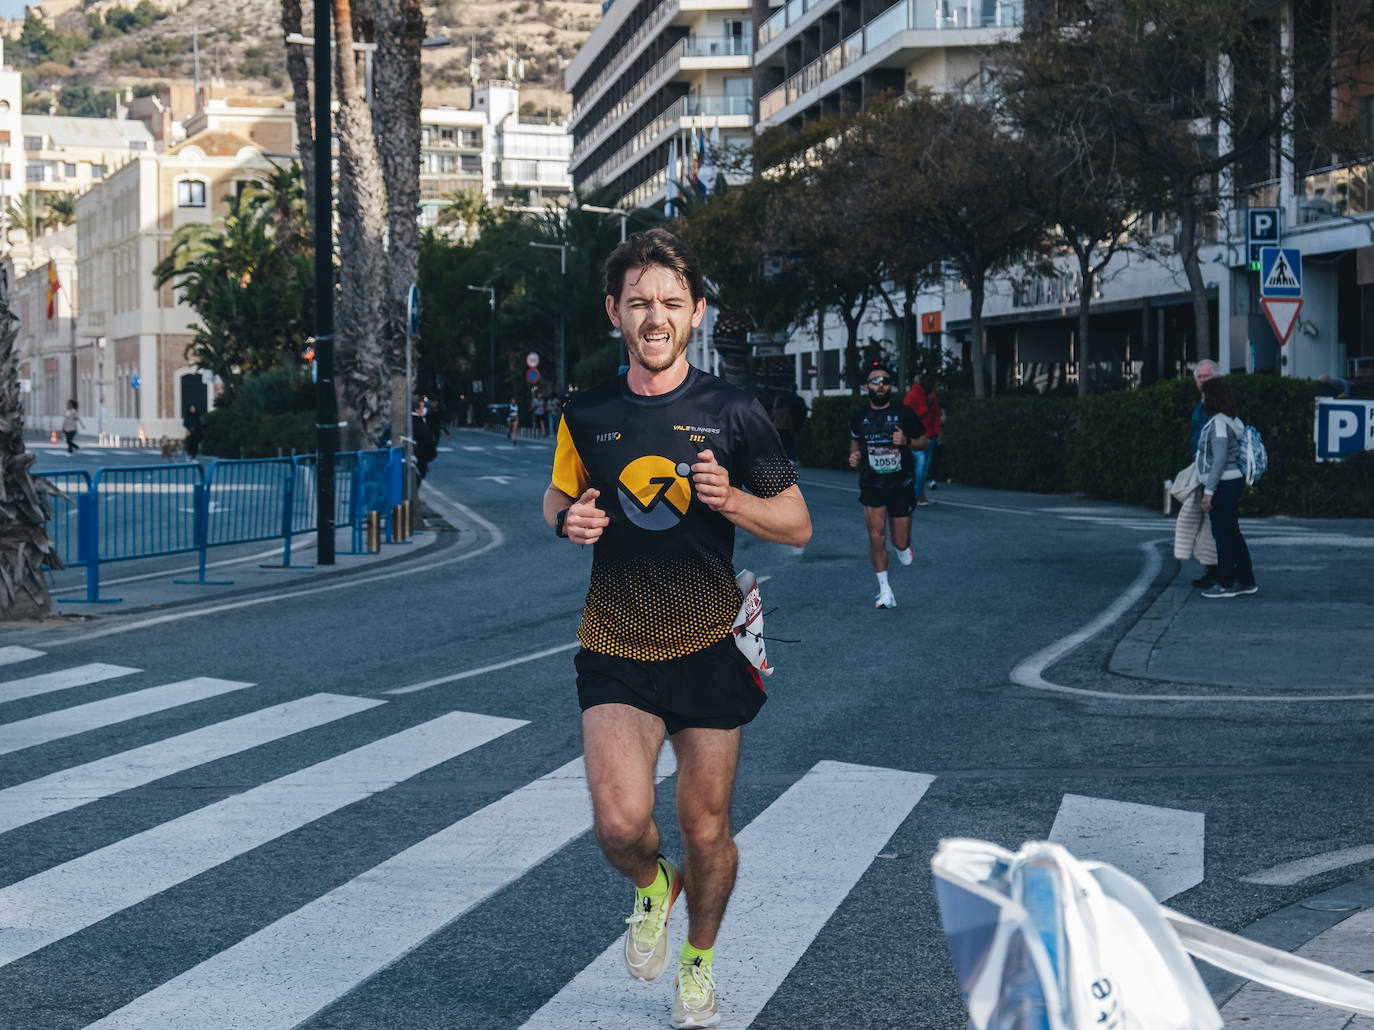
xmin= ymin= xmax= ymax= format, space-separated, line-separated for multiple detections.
xmin=520 ymin=761 xmax=934 ymax=1029
xmin=0 ymin=710 xmax=525 ymax=968
xmin=0 ymin=663 xmax=140 ymax=704
xmin=1049 ymin=794 xmax=1204 ymax=901
xmin=478 ymin=475 xmax=513 ymax=485
xmin=1241 ymin=845 xmax=1374 ymax=886
xmin=0 ymin=646 xmax=43 ymax=666
xmin=1011 ymin=540 xmax=1374 ymax=703
xmin=89 ymin=752 xmax=679 ymax=1030
xmin=385 ymin=641 xmax=581 ymax=695
xmin=0 ymin=678 xmax=254 ymax=757
xmin=460 ymin=445 xmax=485 ymax=451
xmin=36 ymin=483 xmax=503 ymax=646
xmin=0 ymin=694 xmax=382 ymax=835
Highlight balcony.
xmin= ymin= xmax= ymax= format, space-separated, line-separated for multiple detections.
xmin=761 ymin=0 xmax=1021 ymax=51
xmin=570 ymin=0 xmax=681 ymax=128
xmin=571 ymin=32 xmax=753 ymax=170
xmin=757 ymin=0 xmax=1022 ymax=123
xmin=580 ymin=93 xmax=752 ymax=196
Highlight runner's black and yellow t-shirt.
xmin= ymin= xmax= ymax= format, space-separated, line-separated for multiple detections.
xmin=551 ymin=367 xmax=797 ymax=661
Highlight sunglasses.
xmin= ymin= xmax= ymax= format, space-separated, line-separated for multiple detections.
xmin=866 ymin=377 xmax=892 ymax=386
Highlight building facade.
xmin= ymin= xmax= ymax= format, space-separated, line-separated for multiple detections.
xmin=565 ymin=0 xmax=755 ymax=212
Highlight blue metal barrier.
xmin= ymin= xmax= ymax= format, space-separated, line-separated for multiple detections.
xmin=35 ymin=448 xmax=406 ymax=603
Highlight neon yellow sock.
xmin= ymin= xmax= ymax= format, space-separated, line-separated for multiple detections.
xmin=635 ymin=859 xmax=669 ymax=899
xmin=680 ymin=942 xmax=714 ymax=967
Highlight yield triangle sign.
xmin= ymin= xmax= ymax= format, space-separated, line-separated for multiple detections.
xmin=1260 ymin=297 xmax=1303 ymax=345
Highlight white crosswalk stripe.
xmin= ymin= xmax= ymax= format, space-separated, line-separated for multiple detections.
xmin=0 ymin=677 xmax=254 ymax=757
xmin=0 ymin=662 xmax=140 ymax=704
xmin=0 ymin=710 xmax=525 ymax=967
xmin=521 ymin=762 xmax=935 ymax=1029
xmin=0 ymin=646 xmax=44 ymax=667
xmin=0 ymin=693 xmax=382 ymax=835
xmin=0 ymin=659 xmax=1214 ymax=1028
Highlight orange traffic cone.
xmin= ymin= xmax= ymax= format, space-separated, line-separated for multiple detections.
xmin=50 ymin=429 xmax=57 ymax=444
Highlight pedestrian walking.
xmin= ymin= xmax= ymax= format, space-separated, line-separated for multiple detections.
xmin=849 ymin=362 xmax=923 ymax=608
xmin=902 ymin=374 xmax=942 ymax=505
xmin=532 ymin=392 xmax=548 ymax=437
xmin=61 ymin=400 xmax=83 ymax=453
xmin=507 ymin=396 xmax=520 ymax=444
xmin=770 ymin=383 xmax=808 ymax=461
xmin=543 ymin=228 xmax=811 ymax=1030
xmin=410 ymin=398 xmax=436 ymax=479
xmin=1177 ymin=360 xmax=1221 ymax=587
xmin=182 ymin=404 xmax=203 ymax=459
xmin=1197 ymin=377 xmax=1257 ymax=599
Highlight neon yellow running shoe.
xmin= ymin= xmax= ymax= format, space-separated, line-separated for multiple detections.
xmin=623 ymin=856 xmax=681 ymax=981
xmin=671 ymin=953 xmax=719 ymax=1028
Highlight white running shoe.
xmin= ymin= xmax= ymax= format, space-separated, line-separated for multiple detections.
xmin=671 ymin=954 xmax=720 ymax=1028
xmin=896 ymin=547 xmax=914 ymax=566
xmin=624 ymin=857 xmax=681 ymax=982
xmin=875 ymin=585 xmax=897 ymax=609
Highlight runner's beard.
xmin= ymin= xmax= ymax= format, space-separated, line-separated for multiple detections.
xmin=627 ymin=324 xmax=691 ymax=373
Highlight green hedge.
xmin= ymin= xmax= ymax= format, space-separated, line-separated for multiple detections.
xmin=796 ymin=376 xmax=1374 ymax=517
xmin=201 ymin=364 xmax=316 ymax=459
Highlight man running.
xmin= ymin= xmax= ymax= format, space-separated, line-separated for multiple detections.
xmin=849 ymin=362 xmax=923 ymax=608
xmin=543 ymin=228 xmax=811 ymax=1029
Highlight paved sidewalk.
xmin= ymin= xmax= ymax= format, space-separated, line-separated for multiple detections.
xmin=1108 ymin=515 xmax=1374 ymax=1023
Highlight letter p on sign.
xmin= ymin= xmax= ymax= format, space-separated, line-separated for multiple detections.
xmin=1315 ymin=399 xmax=1374 ymax=460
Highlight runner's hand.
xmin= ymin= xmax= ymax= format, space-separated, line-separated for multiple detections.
xmin=691 ymin=449 xmax=732 ymax=511
xmin=567 ymin=488 xmax=608 ymax=545
xmin=849 ymin=450 xmax=860 ymax=468
xmin=892 ymin=428 xmax=907 ymax=447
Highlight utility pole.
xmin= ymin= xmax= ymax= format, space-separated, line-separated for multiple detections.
xmin=466 ymin=283 xmax=495 ymax=401
xmin=312 ymin=0 xmax=338 ymax=564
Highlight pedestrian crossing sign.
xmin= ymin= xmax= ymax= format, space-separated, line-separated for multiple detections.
xmin=1259 ymin=247 xmax=1302 ymax=298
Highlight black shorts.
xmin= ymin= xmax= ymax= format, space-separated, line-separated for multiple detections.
xmin=575 ymin=637 xmax=765 ymax=735
xmin=859 ymin=472 xmax=916 ymax=517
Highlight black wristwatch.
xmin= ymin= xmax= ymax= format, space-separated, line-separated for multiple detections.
xmin=554 ymin=508 xmax=569 ymax=538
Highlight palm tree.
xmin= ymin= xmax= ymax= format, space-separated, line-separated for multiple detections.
xmin=438 ymin=188 xmax=490 ymax=245
xmin=0 ymin=267 xmax=63 ymax=619
xmin=4 ymin=193 xmax=49 ymax=241
xmin=42 ymin=191 xmax=77 ymax=229
xmin=153 ymin=180 xmax=314 ymax=401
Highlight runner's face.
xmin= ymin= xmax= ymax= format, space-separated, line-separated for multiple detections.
xmin=606 ymin=264 xmax=706 ymax=374
xmin=866 ymin=373 xmax=893 ymax=405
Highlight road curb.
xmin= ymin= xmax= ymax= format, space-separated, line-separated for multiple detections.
xmin=1206 ymin=873 xmax=1374 ymax=1010
xmin=1108 ymin=560 xmax=1190 ymax=680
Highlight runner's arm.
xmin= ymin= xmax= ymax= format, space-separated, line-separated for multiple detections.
xmin=543 ymin=485 xmax=608 ymax=545
xmin=691 ymin=450 xmax=811 ymax=547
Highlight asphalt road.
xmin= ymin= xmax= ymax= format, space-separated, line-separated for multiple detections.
xmin=2 ymin=425 xmax=1372 ymax=1030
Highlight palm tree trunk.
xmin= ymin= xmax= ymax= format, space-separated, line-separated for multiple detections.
xmin=0 ymin=273 xmax=63 ymax=620
xmin=280 ymin=0 xmax=316 ymax=234
xmin=332 ymin=0 xmax=389 ymax=447
xmin=372 ymin=0 xmax=424 ymax=451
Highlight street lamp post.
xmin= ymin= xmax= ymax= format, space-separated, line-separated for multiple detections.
xmin=309 ymin=4 xmax=337 ymax=564
xmin=466 ymin=284 xmax=495 ymax=403
xmin=579 ymin=203 xmax=631 ymax=242
xmin=528 ymin=242 xmax=566 ymax=396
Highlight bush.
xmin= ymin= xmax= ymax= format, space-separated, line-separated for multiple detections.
xmin=201 ymin=365 xmax=316 ymax=459
xmin=794 ymin=393 xmax=856 ymax=469
xmin=931 ymin=373 xmax=1374 ymax=517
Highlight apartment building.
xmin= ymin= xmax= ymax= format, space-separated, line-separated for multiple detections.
xmin=19 ymin=114 xmax=155 ymax=216
xmin=73 ymin=130 xmax=281 ymax=441
xmin=420 ymin=82 xmax=574 ymax=226
xmin=565 ymin=0 xmax=755 ymax=212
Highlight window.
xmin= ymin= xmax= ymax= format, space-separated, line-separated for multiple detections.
xmin=177 ymin=179 xmax=207 ymax=207
xmin=130 ymin=140 xmax=147 ymax=151
xmin=460 ymin=153 xmax=482 ymax=171
xmin=440 ymin=127 xmax=456 ymax=144
xmin=92 ymin=164 xmax=106 ymax=180
xmin=23 ymin=135 xmax=42 ymax=151
xmin=460 ymin=129 xmax=482 ymax=148
xmin=64 ymin=163 xmax=75 ymax=177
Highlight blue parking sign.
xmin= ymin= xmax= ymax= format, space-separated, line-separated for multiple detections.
xmin=1315 ymin=399 xmax=1374 ymax=461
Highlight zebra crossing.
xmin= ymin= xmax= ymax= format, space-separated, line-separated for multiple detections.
xmin=0 ymin=649 xmax=1212 ymax=1028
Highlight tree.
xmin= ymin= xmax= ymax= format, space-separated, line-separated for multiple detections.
xmin=330 ymin=0 xmax=388 ymax=446
xmin=42 ymin=191 xmax=77 ymax=230
xmin=279 ymin=0 xmax=316 ymax=235
xmin=1034 ymin=0 xmax=1374 ymax=361
xmin=999 ymin=34 xmax=1156 ymax=395
xmin=153 ymin=172 xmax=314 ymax=402
xmin=57 ymin=84 xmax=116 ymax=118
xmin=901 ymin=93 xmax=1045 ymax=396
xmin=5 ymin=193 xmax=50 ymax=240
xmin=0 ymin=269 xmax=63 ymax=620
xmin=438 ymin=189 xmax=491 ymax=245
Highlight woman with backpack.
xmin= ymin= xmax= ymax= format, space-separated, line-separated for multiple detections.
xmin=1196 ymin=378 xmax=1257 ymax=598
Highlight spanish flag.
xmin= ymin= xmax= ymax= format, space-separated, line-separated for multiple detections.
xmin=45 ymin=260 xmax=60 ymax=320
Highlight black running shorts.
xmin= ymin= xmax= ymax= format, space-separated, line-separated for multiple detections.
xmin=858 ymin=472 xmax=916 ymax=517
xmin=575 ymin=636 xmax=765 ymax=735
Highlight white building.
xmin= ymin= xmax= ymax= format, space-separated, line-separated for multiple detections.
xmin=565 ymin=0 xmax=755 ymax=212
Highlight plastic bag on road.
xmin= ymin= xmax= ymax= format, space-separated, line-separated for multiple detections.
xmin=932 ymin=838 xmax=1374 ymax=1030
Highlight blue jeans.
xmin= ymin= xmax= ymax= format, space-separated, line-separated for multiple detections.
xmin=912 ymin=442 xmax=931 ymax=498
xmin=1208 ymin=478 xmax=1254 ymax=587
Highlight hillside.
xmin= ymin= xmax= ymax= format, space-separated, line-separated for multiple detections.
xmin=45 ymin=0 xmax=602 ymax=114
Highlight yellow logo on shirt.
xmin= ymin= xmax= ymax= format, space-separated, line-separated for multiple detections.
xmin=618 ymin=455 xmax=693 ymax=531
